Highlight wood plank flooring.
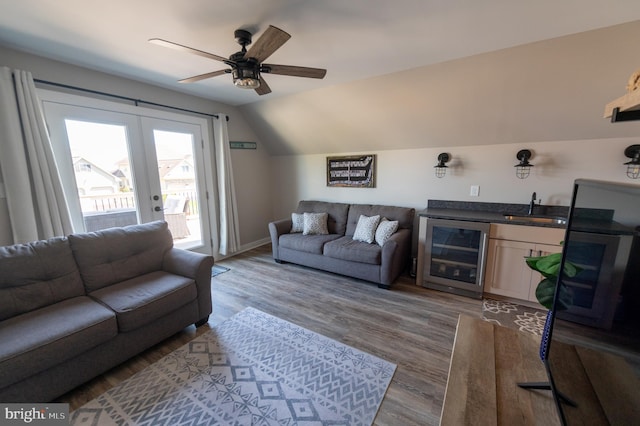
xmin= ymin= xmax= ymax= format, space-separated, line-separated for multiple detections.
xmin=58 ymin=244 xmax=485 ymax=425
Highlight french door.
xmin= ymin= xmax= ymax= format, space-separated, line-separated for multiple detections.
xmin=40 ymin=91 xmax=214 ymax=254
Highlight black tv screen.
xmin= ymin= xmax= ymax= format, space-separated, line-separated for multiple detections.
xmin=543 ymin=179 xmax=640 ymax=425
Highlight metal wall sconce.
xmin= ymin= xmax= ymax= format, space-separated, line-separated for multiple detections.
xmin=434 ymin=153 xmax=450 ymax=178
xmin=514 ymin=149 xmax=534 ymax=179
xmin=624 ymin=145 xmax=640 ymax=179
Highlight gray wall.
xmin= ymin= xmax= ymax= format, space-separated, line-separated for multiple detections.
xmin=241 ymin=21 xmax=640 ymax=223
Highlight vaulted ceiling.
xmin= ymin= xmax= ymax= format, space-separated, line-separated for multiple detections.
xmin=2 ymin=0 xmax=640 ymax=107
xmin=2 ymin=1 xmax=640 ymax=155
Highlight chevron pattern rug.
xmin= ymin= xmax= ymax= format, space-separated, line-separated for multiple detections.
xmin=70 ymin=307 xmax=396 ymax=426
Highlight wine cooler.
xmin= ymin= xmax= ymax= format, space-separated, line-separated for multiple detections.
xmin=423 ymin=218 xmax=490 ymax=299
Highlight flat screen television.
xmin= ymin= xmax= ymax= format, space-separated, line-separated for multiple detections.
xmin=528 ymin=179 xmax=640 ymax=424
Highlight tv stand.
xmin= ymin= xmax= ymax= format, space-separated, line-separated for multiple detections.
xmin=517 ymin=381 xmax=577 ymax=407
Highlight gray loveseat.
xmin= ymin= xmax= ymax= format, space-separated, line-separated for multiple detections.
xmin=0 ymin=220 xmax=214 ymax=402
xmin=269 ymin=201 xmax=415 ymax=288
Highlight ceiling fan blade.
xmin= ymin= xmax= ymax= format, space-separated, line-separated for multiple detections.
xmin=263 ymin=64 xmax=327 ymax=79
xmin=255 ymin=77 xmax=272 ymax=96
xmin=149 ymin=38 xmax=228 ymax=63
xmin=179 ymin=70 xmax=228 ymax=83
xmin=244 ymin=25 xmax=291 ymax=63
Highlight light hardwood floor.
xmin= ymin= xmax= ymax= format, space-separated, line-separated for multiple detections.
xmin=58 ymin=244 xmax=485 ymax=425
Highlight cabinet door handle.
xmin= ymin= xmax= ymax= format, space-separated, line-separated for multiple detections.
xmin=528 ymin=249 xmax=533 ymax=257
xmin=537 ymin=250 xmax=542 ymax=257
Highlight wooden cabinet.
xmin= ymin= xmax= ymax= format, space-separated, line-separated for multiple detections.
xmin=484 ymin=224 xmax=564 ymax=303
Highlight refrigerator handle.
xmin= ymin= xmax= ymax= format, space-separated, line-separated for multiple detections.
xmin=478 ymin=231 xmax=489 ymax=288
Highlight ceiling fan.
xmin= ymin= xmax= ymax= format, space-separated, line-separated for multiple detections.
xmin=149 ymin=25 xmax=327 ymax=96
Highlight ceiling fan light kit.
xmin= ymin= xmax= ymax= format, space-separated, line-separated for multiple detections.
xmin=232 ymin=59 xmax=261 ymax=89
xmin=149 ymin=25 xmax=326 ymax=96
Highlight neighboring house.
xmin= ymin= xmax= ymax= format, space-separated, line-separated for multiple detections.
xmin=157 ymin=157 xmax=196 ymax=192
xmin=72 ymin=157 xmax=120 ymax=195
xmin=114 ymin=156 xmax=195 ymax=193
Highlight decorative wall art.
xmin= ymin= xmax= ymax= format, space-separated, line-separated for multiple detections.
xmin=326 ymin=154 xmax=376 ymax=188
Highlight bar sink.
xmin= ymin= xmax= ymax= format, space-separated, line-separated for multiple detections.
xmin=502 ymin=214 xmax=567 ymax=225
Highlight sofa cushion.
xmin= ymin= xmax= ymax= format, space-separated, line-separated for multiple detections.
xmin=89 ymin=270 xmax=196 ymax=332
xmin=346 ymin=204 xmax=415 ymax=236
xmin=296 ymin=201 xmax=349 ymax=235
xmin=323 ymin=236 xmax=382 ymax=265
xmin=352 ymin=215 xmax=381 ymax=244
xmin=279 ymin=233 xmax=342 ymax=255
xmin=69 ymin=220 xmax=173 ymax=292
xmin=0 ymin=296 xmax=117 ymax=387
xmin=0 ymin=237 xmax=85 ymax=321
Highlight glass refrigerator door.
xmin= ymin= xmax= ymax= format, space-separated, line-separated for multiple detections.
xmin=429 ymin=226 xmax=483 ymax=284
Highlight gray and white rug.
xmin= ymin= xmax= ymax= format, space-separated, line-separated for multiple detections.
xmin=482 ymin=299 xmax=548 ymax=336
xmin=70 ymin=307 xmax=396 ymax=426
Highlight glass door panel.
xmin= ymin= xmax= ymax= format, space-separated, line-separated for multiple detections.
xmin=430 ymin=226 xmax=482 ymax=284
xmin=150 ymin=128 xmax=203 ymax=249
xmin=64 ymin=119 xmax=140 ymax=231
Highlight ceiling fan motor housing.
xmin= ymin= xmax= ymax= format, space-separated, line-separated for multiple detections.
xmin=234 ymin=29 xmax=252 ymax=48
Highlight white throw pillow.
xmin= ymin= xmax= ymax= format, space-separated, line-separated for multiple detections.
xmin=291 ymin=212 xmax=304 ymax=233
xmin=303 ymin=212 xmax=329 ymax=235
xmin=375 ymin=218 xmax=399 ymax=246
xmin=352 ymin=214 xmax=381 ymax=244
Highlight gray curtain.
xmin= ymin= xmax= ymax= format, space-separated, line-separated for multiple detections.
xmin=0 ymin=67 xmax=73 ymax=243
xmin=213 ymin=113 xmax=240 ymax=255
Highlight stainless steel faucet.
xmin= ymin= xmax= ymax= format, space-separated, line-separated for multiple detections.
xmin=528 ymin=192 xmax=537 ymax=215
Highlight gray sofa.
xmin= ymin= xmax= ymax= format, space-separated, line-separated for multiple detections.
xmin=0 ymin=220 xmax=214 ymax=402
xmin=269 ymin=201 xmax=415 ymax=288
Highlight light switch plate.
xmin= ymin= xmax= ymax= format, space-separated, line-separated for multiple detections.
xmin=470 ymin=185 xmax=480 ymax=197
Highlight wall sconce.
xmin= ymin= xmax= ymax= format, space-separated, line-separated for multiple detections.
xmin=514 ymin=149 xmax=534 ymax=179
xmin=434 ymin=153 xmax=450 ymax=178
xmin=624 ymin=145 xmax=640 ymax=179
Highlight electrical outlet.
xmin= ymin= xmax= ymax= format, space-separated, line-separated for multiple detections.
xmin=470 ymin=185 xmax=480 ymax=197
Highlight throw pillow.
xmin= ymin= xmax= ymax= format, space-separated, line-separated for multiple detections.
xmin=291 ymin=212 xmax=304 ymax=233
xmin=352 ymin=214 xmax=381 ymax=244
xmin=303 ymin=212 xmax=329 ymax=235
xmin=375 ymin=218 xmax=399 ymax=246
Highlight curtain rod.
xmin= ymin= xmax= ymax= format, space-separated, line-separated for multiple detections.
xmin=33 ymin=78 xmax=229 ymax=120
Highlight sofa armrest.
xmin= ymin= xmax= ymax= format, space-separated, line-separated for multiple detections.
xmin=380 ymin=228 xmax=412 ymax=287
xmin=268 ymin=219 xmax=292 ymax=261
xmin=163 ymin=248 xmax=214 ymax=321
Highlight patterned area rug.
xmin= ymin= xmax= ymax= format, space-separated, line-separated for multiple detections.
xmin=70 ymin=307 xmax=396 ymax=426
xmin=482 ymin=299 xmax=548 ymax=336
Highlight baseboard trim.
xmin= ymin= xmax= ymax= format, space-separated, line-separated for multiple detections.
xmin=215 ymin=238 xmax=270 ymax=261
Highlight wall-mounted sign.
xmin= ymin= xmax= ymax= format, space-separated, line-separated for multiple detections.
xmin=327 ymin=154 xmax=376 ymax=188
xmin=230 ymin=141 xmax=257 ymax=149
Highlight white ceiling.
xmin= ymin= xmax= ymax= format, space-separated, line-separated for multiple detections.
xmin=2 ymin=0 xmax=640 ymax=107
